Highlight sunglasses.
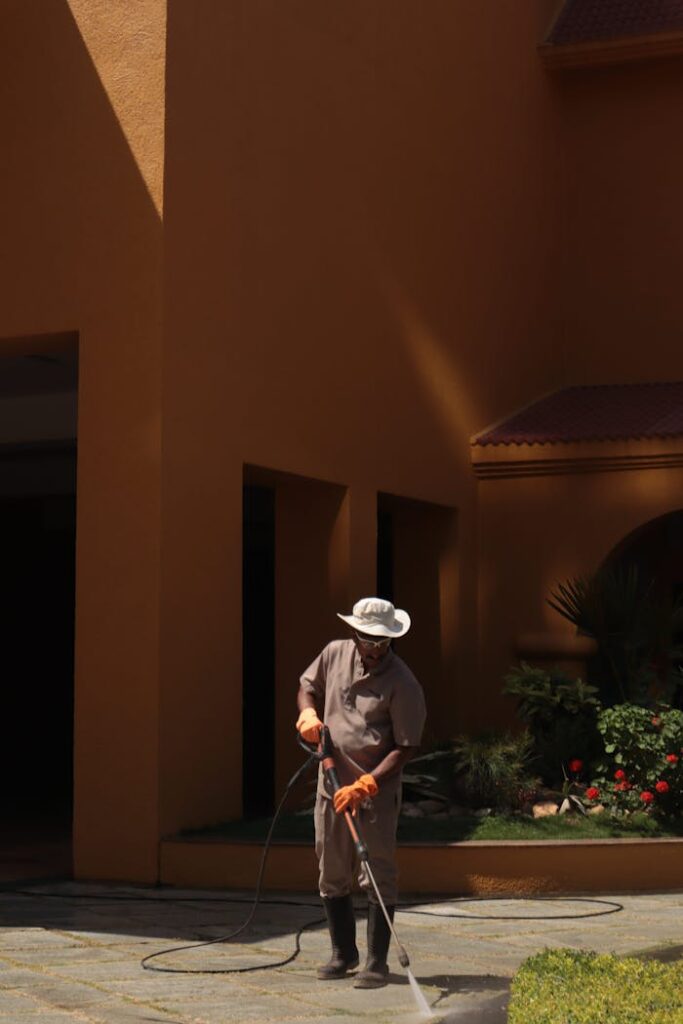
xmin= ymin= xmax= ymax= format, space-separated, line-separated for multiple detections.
xmin=355 ymin=631 xmax=392 ymax=649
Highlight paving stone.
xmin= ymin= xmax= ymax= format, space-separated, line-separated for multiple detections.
xmin=0 ymin=1014 xmax=78 ymax=1024
xmin=19 ymin=982 xmax=119 ymax=1010
xmin=0 ymin=989 xmax=46 ymax=1015
xmin=9 ymin=949 xmax=131 ymax=969
xmin=98 ymin=975 xmax=239 ymax=1001
xmin=0 ymin=968 xmax=49 ymax=990
xmin=2 ymin=883 xmax=683 ymax=1022
xmin=50 ymin=961 xmax=163 ymax=984
xmin=0 ymin=928 xmax=79 ymax=948
xmin=163 ymin=992 xmax=324 ymax=1021
xmin=74 ymin=1012 xmax=188 ymax=1024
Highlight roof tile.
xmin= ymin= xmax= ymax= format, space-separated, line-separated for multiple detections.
xmin=547 ymin=0 xmax=683 ymax=46
xmin=474 ymin=383 xmax=683 ymax=446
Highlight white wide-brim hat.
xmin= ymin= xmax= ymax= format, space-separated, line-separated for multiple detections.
xmin=337 ymin=597 xmax=411 ymax=638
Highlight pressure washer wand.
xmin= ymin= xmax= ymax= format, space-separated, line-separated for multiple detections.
xmin=316 ymin=726 xmax=411 ymax=969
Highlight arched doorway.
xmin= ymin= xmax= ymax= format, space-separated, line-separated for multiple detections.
xmin=604 ymin=510 xmax=683 ymax=607
xmin=601 ymin=509 xmax=683 ymax=707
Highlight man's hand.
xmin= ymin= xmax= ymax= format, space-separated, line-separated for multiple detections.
xmin=296 ymin=707 xmax=323 ymax=744
xmin=333 ymin=774 xmax=378 ymax=815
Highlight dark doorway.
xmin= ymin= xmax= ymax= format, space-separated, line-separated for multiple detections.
xmin=377 ymin=492 xmax=459 ymax=736
xmin=377 ymin=506 xmax=394 ymax=603
xmin=242 ymin=484 xmax=275 ymax=816
xmin=0 ymin=343 xmax=78 ymax=880
xmin=2 ymin=489 xmax=76 ymax=828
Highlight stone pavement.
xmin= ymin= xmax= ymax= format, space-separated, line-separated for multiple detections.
xmin=1 ymin=882 xmax=682 ymax=1024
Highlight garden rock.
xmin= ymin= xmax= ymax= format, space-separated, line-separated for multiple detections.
xmin=532 ymin=801 xmax=558 ymax=818
xmin=588 ymin=803 xmax=606 ymax=815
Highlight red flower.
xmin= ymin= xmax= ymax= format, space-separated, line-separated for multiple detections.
xmin=614 ymin=769 xmax=626 ymax=780
xmin=640 ymin=791 xmax=654 ymax=803
xmin=666 ymin=754 xmax=679 ymax=764
xmin=568 ymin=759 xmax=583 ymax=773
xmin=651 ymin=718 xmax=661 ymax=728
xmin=614 ymin=781 xmax=630 ymax=792
xmin=585 ymin=787 xmax=600 ymax=800
xmin=655 ymin=781 xmax=669 ymax=794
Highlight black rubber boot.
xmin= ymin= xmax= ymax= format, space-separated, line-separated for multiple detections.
xmin=353 ymin=902 xmax=394 ymax=989
xmin=317 ymin=895 xmax=359 ymax=980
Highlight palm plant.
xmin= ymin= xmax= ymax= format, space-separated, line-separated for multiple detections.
xmin=547 ymin=565 xmax=683 ymax=707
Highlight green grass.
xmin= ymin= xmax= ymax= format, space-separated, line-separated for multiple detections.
xmin=447 ymin=812 xmax=683 ymax=842
xmin=508 ymin=948 xmax=683 ymax=1024
xmin=178 ymin=811 xmax=683 ymax=843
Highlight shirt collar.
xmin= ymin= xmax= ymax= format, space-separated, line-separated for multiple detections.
xmin=352 ymin=643 xmax=394 ymax=679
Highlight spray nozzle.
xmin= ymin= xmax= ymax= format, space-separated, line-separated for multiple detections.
xmin=397 ymin=947 xmax=410 ymax=968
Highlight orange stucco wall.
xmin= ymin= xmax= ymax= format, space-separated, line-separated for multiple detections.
xmin=0 ymin=0 xmax=166 ymax=880
xmin=160 ymin=836 xmax=683 ymax=896
xmin=6 ymin=1 xmax=683 ymax=883
xmin=557 ymin=57 xmax=683 ymax=384
xmin=159 ymin=0 xmax=564 ymax=841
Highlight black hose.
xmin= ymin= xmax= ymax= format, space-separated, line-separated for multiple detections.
xmin=140 ymin=751 xmax=323 ymax=974
xmin=1 ymin=748 xmax=625 ymax=975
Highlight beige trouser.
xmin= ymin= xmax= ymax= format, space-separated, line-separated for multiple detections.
xmin=314 ymin=785 xmax=400 ymax=905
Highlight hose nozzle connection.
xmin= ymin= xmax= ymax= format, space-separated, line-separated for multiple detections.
xmin=397 ymin=947 xmax=410 ymax=969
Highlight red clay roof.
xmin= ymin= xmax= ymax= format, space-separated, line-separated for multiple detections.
xmin=547 ymin=0 xmax=683 ymax=46
xmin=473 ymin=383 xmax=683 ymax=447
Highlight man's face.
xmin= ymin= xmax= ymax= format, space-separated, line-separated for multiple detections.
xmin=354 ymin=631 xmax=391 ymax=669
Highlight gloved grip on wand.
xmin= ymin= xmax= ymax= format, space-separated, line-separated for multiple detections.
xmin=318 ymin=727 xmax=370 ymax=861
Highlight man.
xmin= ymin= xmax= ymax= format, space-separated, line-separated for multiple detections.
xmin=296 ymin=597 xmax=426 ymax=989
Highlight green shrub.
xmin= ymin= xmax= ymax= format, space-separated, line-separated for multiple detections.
xmin=503 ymin=662 xmax=602 ymax=786
xmin=451 ymin=731 xmax=539 ymax=811
xmin=588 ymin=704 xmax=683 ymax=818
xmin=508 ymin=948 xmax=683 ymax=1024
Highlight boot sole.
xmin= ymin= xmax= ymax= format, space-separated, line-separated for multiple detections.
xmin=353 ymin=974 xmax=389 ymax=989
xmin=317 ymin=958 xmax=360 ymax=980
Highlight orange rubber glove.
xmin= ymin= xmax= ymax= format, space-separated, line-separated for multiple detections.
xmin=296 ymin=707 xmax=323 ymax=744
xmin=333 ymin=774 xmax=378 ymax=815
